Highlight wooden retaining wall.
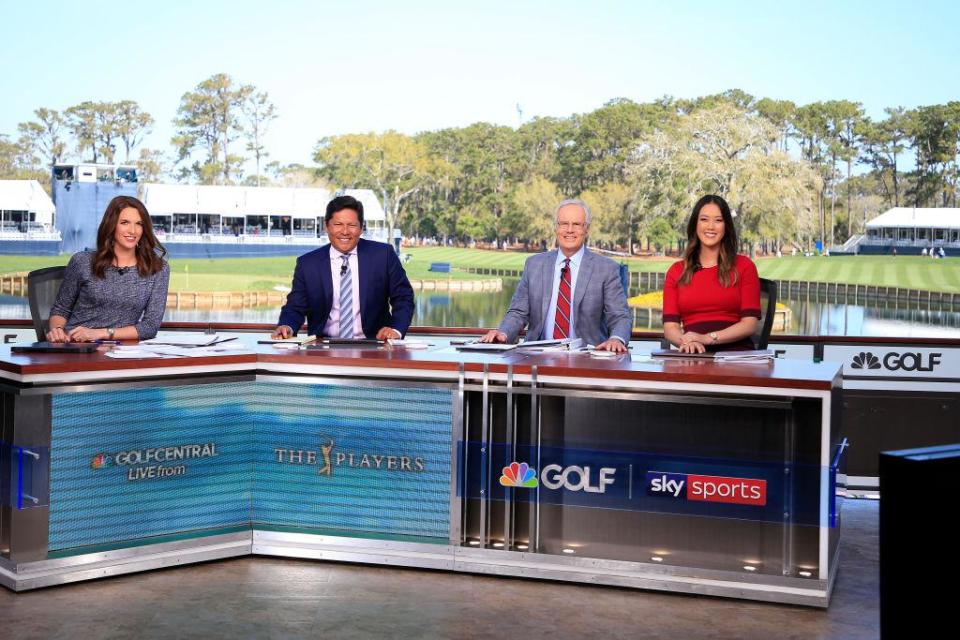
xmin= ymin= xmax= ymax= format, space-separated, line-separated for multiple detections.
xmin=4 ymin=273 xmax=502 ymax=310
xmin=0 ymin=275 xmax=28 ymax=296
xmin=463 ymin=267 xmax=523 ymax=278
xmin=410 ymin=278 xmax=502 ymax=292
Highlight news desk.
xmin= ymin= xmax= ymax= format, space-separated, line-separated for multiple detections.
xmin=0 ymin=341 xmax=843 ymax=607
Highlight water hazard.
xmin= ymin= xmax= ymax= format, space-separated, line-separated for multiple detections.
xmin=4 ymin=279 xmax=960 ymax=337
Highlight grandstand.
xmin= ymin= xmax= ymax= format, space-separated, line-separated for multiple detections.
xmin=0 ymin=179 xmax=61 ymax=255
xmin=50 ymin=163 xmax=397 ymax=258
xmin=852 ymin=207 xmax=960 ymax=256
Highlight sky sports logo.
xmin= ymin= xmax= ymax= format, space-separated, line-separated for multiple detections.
xmin=646 ymin=471 xmax=767 ymax=506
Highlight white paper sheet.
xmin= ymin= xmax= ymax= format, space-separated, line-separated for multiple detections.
xmin=142 ymin=332 xmax=223 ymax=346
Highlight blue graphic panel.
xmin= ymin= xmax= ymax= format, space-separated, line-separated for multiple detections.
xmin=253 ymin=383 xmax=452 ymax=540
xmin=461 ymin=442 xmax=828 ymax=526
xmin=49 ymin=384 xmax=255 ymax=552
xmin=48 ymin=381 xmax=455 ymax=552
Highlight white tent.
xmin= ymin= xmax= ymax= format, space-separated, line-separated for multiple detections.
xmin=866 ymin=208 xmax=960 ymax=230
xmin=138 ymin=183 xmax=386 ymax=222
xmin=0 ymin=180 xmax=56 ymax=220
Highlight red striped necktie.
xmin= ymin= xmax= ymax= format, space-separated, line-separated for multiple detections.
xmin=553 ymin=258 xmax=571 ymax=339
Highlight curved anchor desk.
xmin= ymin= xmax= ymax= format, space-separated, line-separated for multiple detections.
xmin=0 ymin=341 xmax=843 ymax=607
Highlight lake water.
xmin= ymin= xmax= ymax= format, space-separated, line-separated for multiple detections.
xmin=5 ymin=280 xmax=960 ymax=338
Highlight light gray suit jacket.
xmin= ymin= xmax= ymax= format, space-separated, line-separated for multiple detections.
xmin=497 ymin=248 xmax=631 ymax=346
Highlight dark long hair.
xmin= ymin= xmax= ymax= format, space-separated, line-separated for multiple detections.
xmin=92 ymin=196 xmax=167 ymax=278
xmin=678 ymin=195 xmax=739 ymax=287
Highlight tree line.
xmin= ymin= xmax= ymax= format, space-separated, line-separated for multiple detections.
xmin=316 ymin=91 xmax=960 ymax=253
xmin=0 ymin=73 xmax=277 ymax=188
xmin=3 ymin=79 xmax=959 ymax=252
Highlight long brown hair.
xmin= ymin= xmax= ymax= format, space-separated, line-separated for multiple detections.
xmin=678 ymin=194 xmax=739 ymax=287
xmin=92 ymin=196 xmax=167 ymax=278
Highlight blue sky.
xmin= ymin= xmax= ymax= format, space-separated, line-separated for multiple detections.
xmin=1 ymin=0 xmax=956 ymax=171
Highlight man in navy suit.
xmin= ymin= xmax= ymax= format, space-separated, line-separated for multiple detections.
xmin=273 ymin=195 xmax=414 ymax=340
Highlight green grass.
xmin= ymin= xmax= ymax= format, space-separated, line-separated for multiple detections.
xmin=406 ymin=250 xmax=960 ymax=293
xmin=4 ymin=252 xmax=959 ymax=293
xmin=0 ymin=255 xmax=71 ymax=273
xmin=754 ymin=256 xmax=960 ymax=293
xmin=403 ymin=247 xmax=676 ymax=273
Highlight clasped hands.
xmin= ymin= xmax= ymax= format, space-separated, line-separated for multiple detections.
xmin=46 ymin=326 xmax=108 ymax=343
xmin=677 ymin=331 xmax=710 ymax=354
xmin=480 ymin=330 xmax=627 ymax=353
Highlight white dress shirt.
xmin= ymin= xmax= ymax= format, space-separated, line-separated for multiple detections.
xmin=323 ymin=247 xmax=364 ymax=338
xmin=542 ymin=245 xmax=585 ymax=341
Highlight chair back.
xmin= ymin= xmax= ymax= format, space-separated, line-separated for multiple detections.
xmin=754 ymin=278 xmax=778 ymax=349
xmin=28 ymin=266 xmax=67 ymax=340
xmin=619 ymin=263 xmax=629 ymax=297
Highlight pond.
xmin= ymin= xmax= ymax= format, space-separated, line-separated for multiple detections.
xmin=5 ymin=280 xmax=960 ymax=338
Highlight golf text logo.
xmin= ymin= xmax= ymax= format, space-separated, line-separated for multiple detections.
xmin=501 ymin=461 xmax=616 ymax=493
xmin=646 ymin=471 xmax=767 ymax=506
xmin=273 ymin=439 xmax=425 ymax=476
xmin=500 ymin=462 xmax=538 ymax=487
xmin=90 ymin=443 xmax=218 ymax=482
xmin=850 ymin=351 xmax=942 ymax=372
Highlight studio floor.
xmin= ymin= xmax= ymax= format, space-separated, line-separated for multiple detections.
xmin=1 ymin=499 xmax=879 ymax=640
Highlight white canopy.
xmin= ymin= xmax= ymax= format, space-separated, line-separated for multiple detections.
xmin=138 ymin=183 xmax=386 ymax=221
xmin=0 ymin=180 xmax=55 ymax=215
xmin=866 ymin=207 xmax=960 ymax=230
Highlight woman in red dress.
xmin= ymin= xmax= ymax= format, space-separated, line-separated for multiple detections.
xmin=662 ymin=195 xmax=761 ymax=353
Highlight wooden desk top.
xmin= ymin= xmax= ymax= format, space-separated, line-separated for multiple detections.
xmin=0 ymin=338 xmax=841 ymax=391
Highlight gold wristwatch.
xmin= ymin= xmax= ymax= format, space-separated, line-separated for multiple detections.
xmin=709 ymin=332 xmax=719 ymax=344
xmin=107 ymin=327 xmax=115 ymax=340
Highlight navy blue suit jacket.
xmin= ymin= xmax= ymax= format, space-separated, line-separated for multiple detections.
xmin=277 ymin=239 xmax=415 ymax=338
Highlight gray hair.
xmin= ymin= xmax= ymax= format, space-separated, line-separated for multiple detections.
xmin=555 ymin=199 xmax=592 ymax=225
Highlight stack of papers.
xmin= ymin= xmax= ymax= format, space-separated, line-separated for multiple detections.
xmin=515 ymin=338 xmax=583 ymax=352
xmin=651 ymin=349 xmax=774 ymax=363
xmin=456 ymin=337 xmax=585 ymax=353
xmin=142 ymin=333 xmax=225 ymax=347
xmin=258 ymin=334 xmax=317 ymax=346
xmin=104 ymin=340 xmax=252 ymax=359
xmin=455 ymin=342 xmax=517 ymax=352
xmin=387 ymin=339 xmax=433 ymax=350
xmin=713 ymin=350 xmax=775 ymax=363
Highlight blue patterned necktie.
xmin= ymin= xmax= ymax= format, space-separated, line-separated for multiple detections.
xmin=339 ymin=254 xmax=353 ymax=338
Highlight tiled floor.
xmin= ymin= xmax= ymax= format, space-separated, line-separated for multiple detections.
xmin=1 ymin=499 xmax=879 ymax=640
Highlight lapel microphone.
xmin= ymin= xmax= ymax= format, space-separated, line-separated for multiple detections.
xmin=117 ymin=266 xmax=127 ymax=275
xmin=340 ymin=263 xmax=348 ymax=276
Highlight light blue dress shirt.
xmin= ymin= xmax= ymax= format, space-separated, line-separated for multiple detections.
xmin=542 ymin=245 xmax=585 ymax=340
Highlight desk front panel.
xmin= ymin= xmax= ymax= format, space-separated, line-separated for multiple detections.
xmin=17 ymin=380 xmax=455 ymax=557
xmin=459 ymin=386 xmax=837 ymax=580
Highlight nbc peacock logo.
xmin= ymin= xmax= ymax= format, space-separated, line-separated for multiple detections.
xmin=851 ymin=352 xmax=881 ymax=370
xmin=500 ymin=462 xmax=538 ymax=488
xmin=90 ymin=453 xmax=112 ymax=469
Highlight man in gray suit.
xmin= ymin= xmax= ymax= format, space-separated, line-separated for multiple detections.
xmin=481 ymin=199 xmax=631 ymax=353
